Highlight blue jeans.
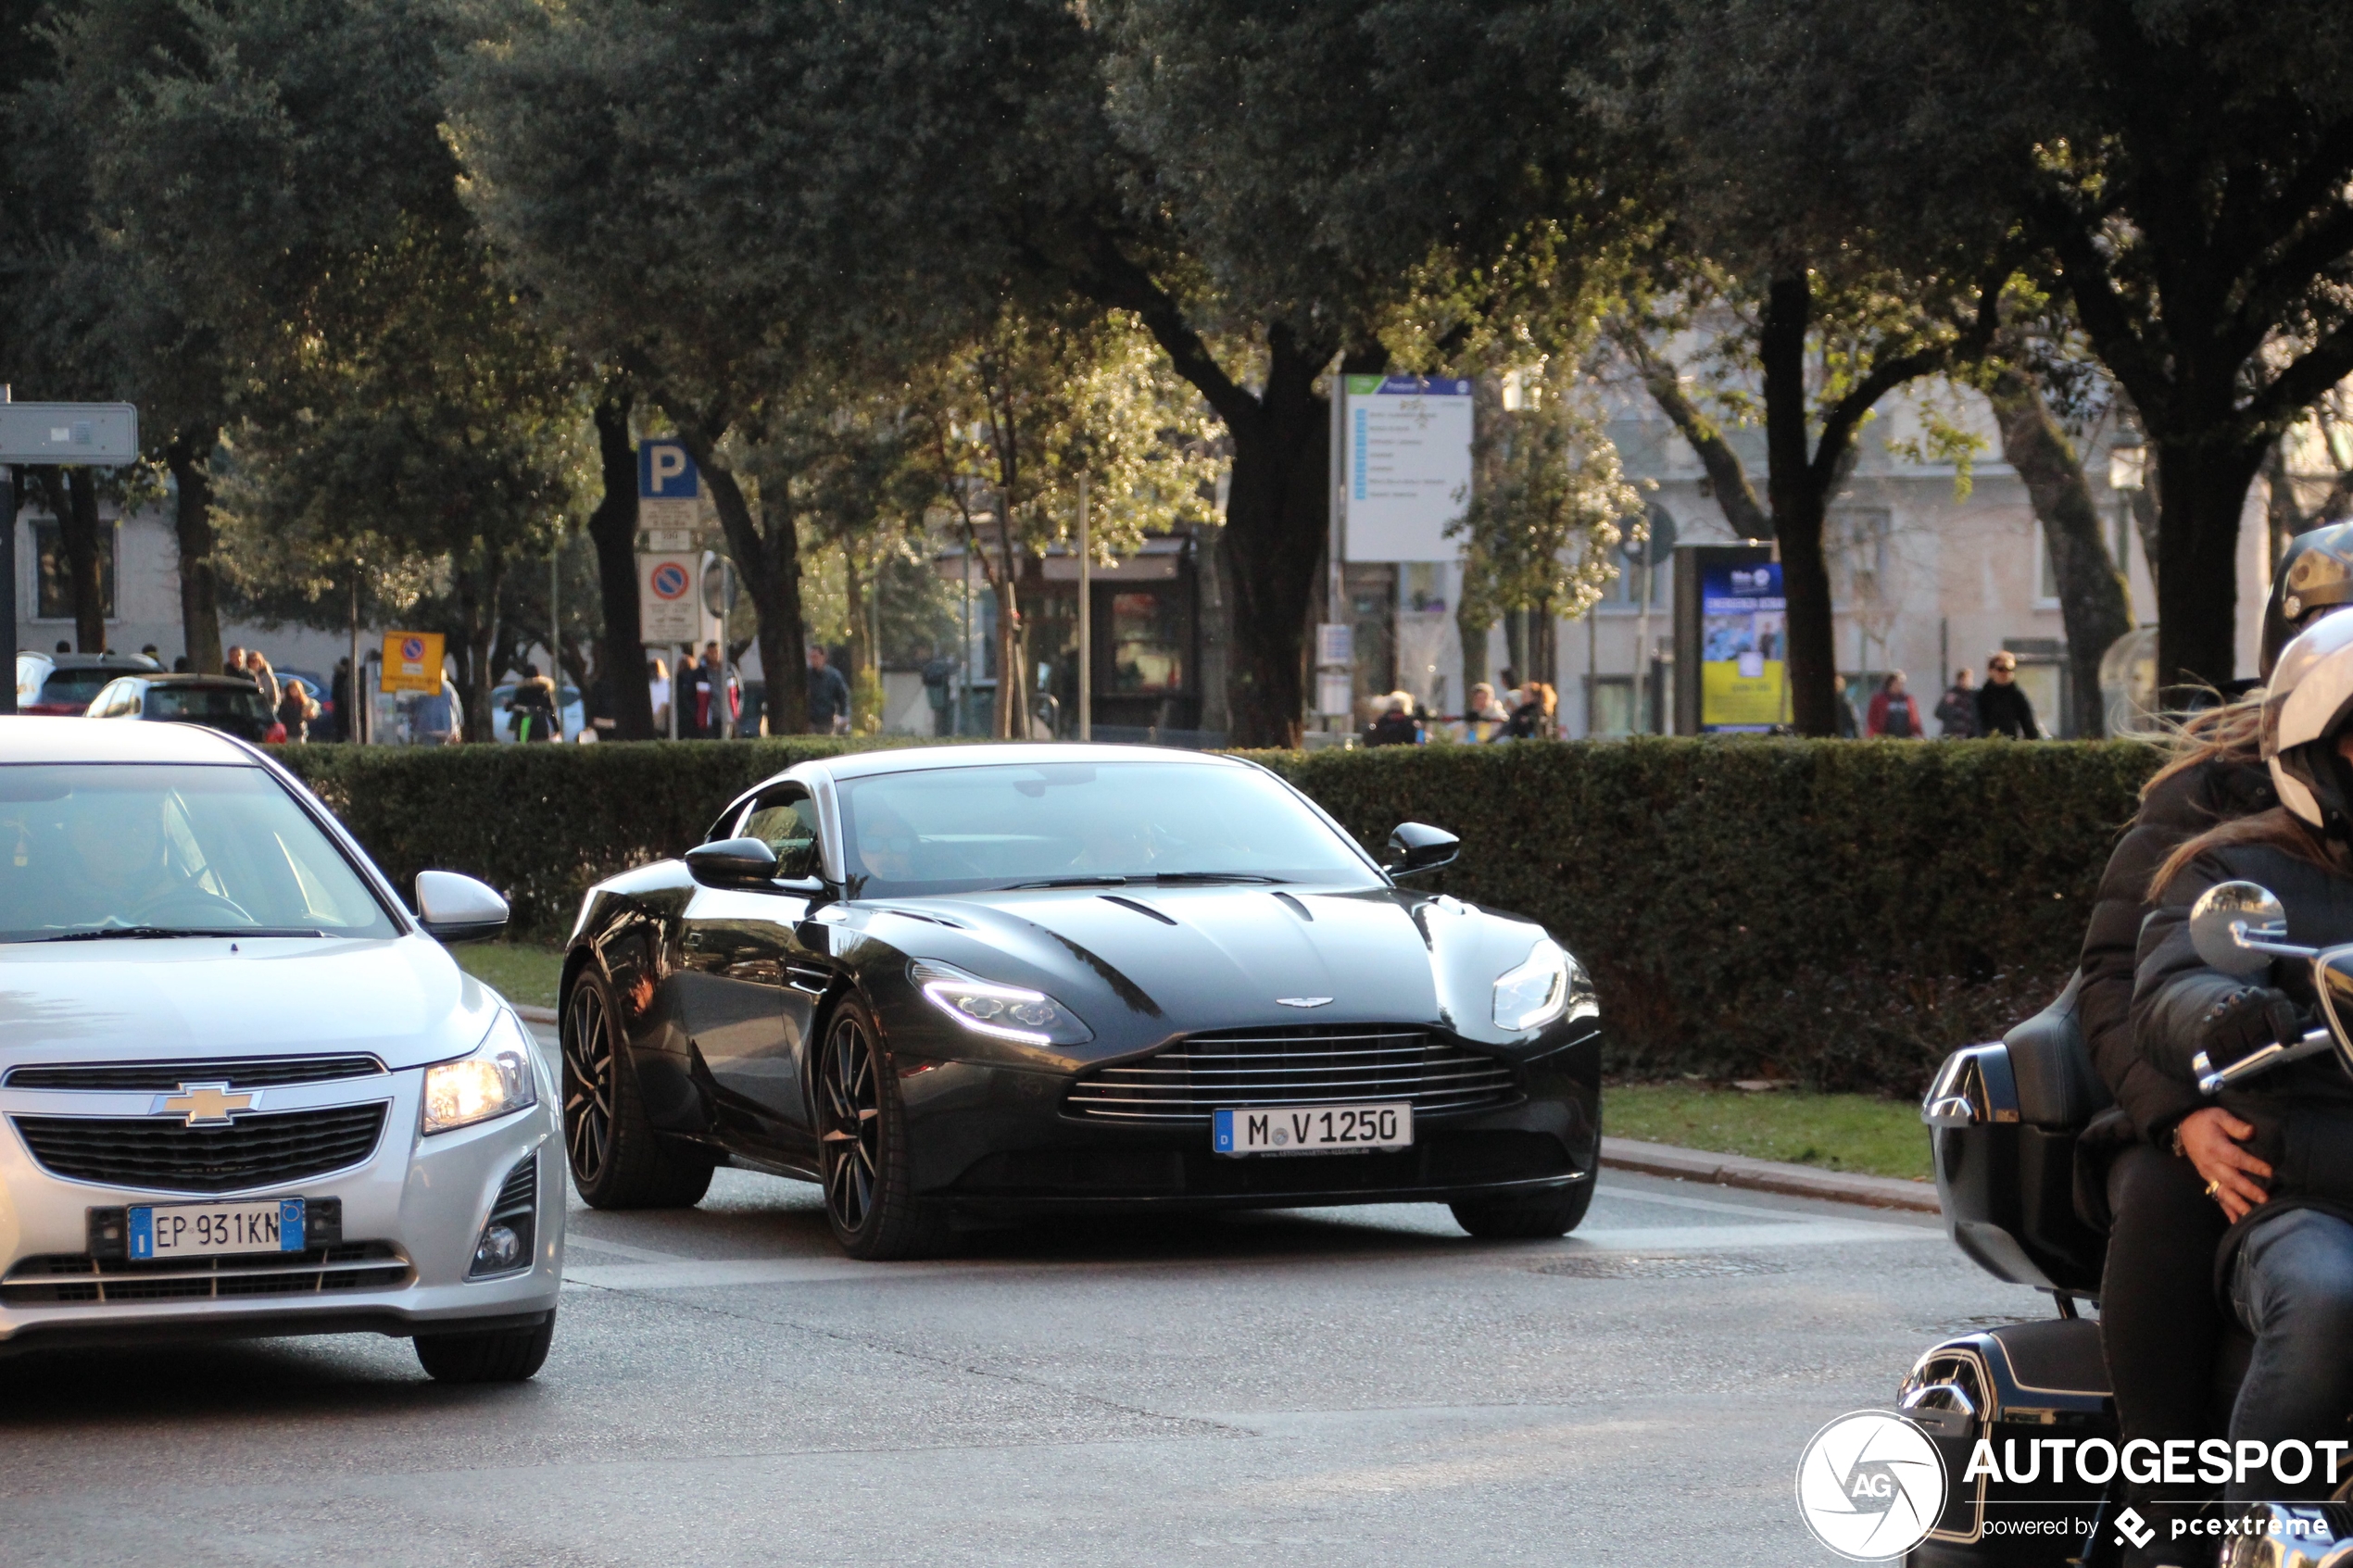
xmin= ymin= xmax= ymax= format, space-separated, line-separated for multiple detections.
xmin=2228 ymin=1206 xmax=2353 ymax=1499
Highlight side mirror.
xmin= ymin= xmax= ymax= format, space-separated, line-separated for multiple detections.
xmin=686 ymin=835 xmax=782 ymax=888
xmin=2189 ymin=880 xmax=2299 ymax=976
xmin=1385 ymin=822 xmax=1460 ymax=878
xmin=415 ymin=871 xmax=509 ymax=944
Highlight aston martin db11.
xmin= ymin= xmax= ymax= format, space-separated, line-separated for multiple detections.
xmin=559 ymin=744 xmax=1600 ymax=1259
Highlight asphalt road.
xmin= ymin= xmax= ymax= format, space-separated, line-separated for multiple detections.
xmin=0 ymin=1135 xmax=2052 ymax=1568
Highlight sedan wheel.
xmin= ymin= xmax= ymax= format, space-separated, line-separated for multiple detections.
xmin=560 ymin=967 xmax=713 ymax=1210
xmin=817 ymin=1000 xmax=947 ymax=1260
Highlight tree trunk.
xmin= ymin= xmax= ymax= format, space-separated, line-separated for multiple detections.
xmin=843 ymin=547 xmax=867 ymax=686
xmin=586 ymin=387 xmax=658 ymax=740
xmin=458 ymin=549 xmax=503 ymax=743
xmin=692 ymin=450 xmax=808 ymax=734
xmin=1989 ymin=369 xmax=2133 ymax=736
xmin=990 ymin=573 xmax=1024 ymax=738
xmin=2153 ymin=437 xmax=2268 ymax=696
xmin=63 ymin=469 xmax=105 ymax=654
xmin=165 ymin=427 xmax=222 ymax=673
xmin=1759 ymin=277 xmax=1839 ymax=736
xmin=1456 ymin=601 xmax=1491 ymax=696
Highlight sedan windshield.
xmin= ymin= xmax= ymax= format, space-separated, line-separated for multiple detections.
xmin=834 ymin=760 xmax=1381 ymax=898
xmin=145 ymin=684 xmax=273 ymax=723
xmin=0 ymin=764 xmax=397 ymax=941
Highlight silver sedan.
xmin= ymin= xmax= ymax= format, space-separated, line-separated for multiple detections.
xmin=0 ymin=717 xmax=561 ymax=1380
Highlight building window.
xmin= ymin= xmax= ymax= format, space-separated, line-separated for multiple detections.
xmin=1587 ymin=675 xmax=1635 ymax=736
xmin=1108 ymin=590 xmax=1184 ymax=693
xmin=2034 ymin=524 xmax=2062 ymax=608
xmin=32 ymin=521 xmax=117 ymax=621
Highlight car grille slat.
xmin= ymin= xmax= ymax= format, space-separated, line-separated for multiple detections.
xmin=4 ymin=1055 xmax=387 ymax=1092
xmin=1064 ymin=1025 xmax=1520 ymax=1125
xmin=9 ymin=1105 xmax=389 ymax=1193
xmin=0 ymin=1243 xmax=409 ymax=1305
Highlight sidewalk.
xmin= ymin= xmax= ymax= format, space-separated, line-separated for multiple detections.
xmin=514 ymin=1003 xmax=1940 ymax=1215
xmin=1602 ymin=1135 xmax=1941 ymax=1214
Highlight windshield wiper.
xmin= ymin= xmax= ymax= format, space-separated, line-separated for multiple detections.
xmin=1001 ymin=872 xmax=1283 ymax=890
xmin=1138 ymin=872 xmax=1282 ymax=885
xmin=1004 ymin=875 xmax=1135 ymax=889
xmin=31 ymin=925 xmax=325 ymax=943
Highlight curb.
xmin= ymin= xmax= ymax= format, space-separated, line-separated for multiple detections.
xmin=1601 ymin=1135 xmax=1942 ymax=1214
xmin=515 ymin=1004 xmax=558 ymax=1026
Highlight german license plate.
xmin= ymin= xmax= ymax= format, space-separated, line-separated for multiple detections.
xmin=130 ymin=1198 xmax=306 ymax=1260
xmin=1213 ymin=1103 xmax=1413 ymax=1156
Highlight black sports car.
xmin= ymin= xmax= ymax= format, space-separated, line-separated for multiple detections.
xmin=558 ymin=745 xmax=1601 ymax=1258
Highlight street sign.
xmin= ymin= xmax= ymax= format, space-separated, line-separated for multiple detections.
xmin=639 ymin=552 xmax=706 ymax=644
xmin=1340 ymin=376 xmax=1473 ymax=563
xmin=1315 ymin=622 xmax=1353 ymax=666
xmin=380 ymin=631 xmax=447 ymax=695
xmin=638 ymin=527 xmax=698 ymax=554
xmin=637 ymin=440 xmax=703 ymax=534
xmin=0 ymin=402 xmax=140 ymax=464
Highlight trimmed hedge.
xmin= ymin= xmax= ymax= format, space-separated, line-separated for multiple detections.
xmin=282 ymin=736 xmax=2163 ymax=1095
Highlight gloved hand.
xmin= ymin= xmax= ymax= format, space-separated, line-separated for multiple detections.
xmin=2198 ymin=985 xmax=2308 ymax=1070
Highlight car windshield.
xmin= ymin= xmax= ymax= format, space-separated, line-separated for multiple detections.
xmin=145 ymin=684 xmax=273 ymax=722
xmin=39 ymin=668 xmax=115 ymax=708
xmin=0 ymin=764 xmax=397 ymax=941
xmin=834 ymin=760 xmax=1381 ymax=898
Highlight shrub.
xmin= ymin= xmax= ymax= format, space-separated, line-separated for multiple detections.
xmin=283 ymin=735 xmax=2160 ymax=1094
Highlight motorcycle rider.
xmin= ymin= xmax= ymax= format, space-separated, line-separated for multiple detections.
xmin=2133 ymin=606 xmax=2353 ymax=1501
xmin=2075 ymin=522 xmax=2353 ymax=1548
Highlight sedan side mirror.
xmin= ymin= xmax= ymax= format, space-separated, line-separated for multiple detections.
xmin=687 ymin=835 xmax=783 ymax=888
xmin=415 ymin=871 xmax=510 ymax=944
xmin=1385 ymin=822 xmax=1460 ymax=878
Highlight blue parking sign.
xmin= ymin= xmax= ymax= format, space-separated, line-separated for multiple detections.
xmin=637 ymin=439 xmax=698 ymax=499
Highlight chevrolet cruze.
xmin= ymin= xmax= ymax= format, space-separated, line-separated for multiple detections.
xmin=0 ymin=718 xmax=560 ymax=1380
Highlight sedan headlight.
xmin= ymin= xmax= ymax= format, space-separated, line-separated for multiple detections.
xmin=912 ymin=960 xmax=1093 ymax=1047
xmin=1493 ymin=938 xmax=1589 ymax=1031
xmin=422 ymin=1010 xmax=539 ymax=1135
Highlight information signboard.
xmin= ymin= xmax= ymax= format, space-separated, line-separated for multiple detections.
xmin=380 ymin=631 xmax=447 ymax=695
xmin=636 ymin=439 xmax=704 ymax=535
xmin=1680 ymin=552 xmax=1792 ymax=732
xmin=0 ymin=402 xmax=139 ymax=464
xmin=639 ymin=552 xmax=706 ymax=645
xmin=1340 ymin=376 xmax=1473 ymax=562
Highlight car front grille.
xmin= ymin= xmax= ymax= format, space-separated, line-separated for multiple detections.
xmin=4 ymin=1055 xmax=387 ymax=1091
xmin=0 ymin=1243 xmax=410 ymax=1306
xmin=1063 ymin=1025 xmax=1519 ymax=1125
xmin=9 ymin=1104 xmax=389 ymax=1193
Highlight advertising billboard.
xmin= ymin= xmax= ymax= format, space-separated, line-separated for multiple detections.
xmin=1671 ymin=544 xmax=1791 ymax=734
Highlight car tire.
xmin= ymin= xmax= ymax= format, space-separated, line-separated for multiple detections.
xmin=1449 ymin=1179 xmax=1595 ymax=1239
xmin=819 ymin=997 xmax=949 ymax=1261
xmin=562 ymin=966 xmax=715 ymax=1210
xmin=414 ymin=1311 xmax=556 ymax=1384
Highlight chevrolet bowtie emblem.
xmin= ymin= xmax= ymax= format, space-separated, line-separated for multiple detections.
xmin=1275 ymin=997 xmax=1334 ymax=1009
xmin=153 ymin=1083 xmax=256 ymax=1125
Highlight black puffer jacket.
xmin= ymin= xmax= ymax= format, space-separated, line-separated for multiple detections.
xmin=2133 ymin=838 xmax=2353 ymax=1269
xmin=2078 ymin=757 xmax=2276 ymax=1140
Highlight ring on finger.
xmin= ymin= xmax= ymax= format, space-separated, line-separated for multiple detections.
xmin=2206 ymin=1179 xmax=2222 ymax=1198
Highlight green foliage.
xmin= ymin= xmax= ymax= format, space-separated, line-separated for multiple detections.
xmin=1453 ymin=367 xmax=1645 ymax=628
xmin=283 ymin=736 xmax=2158 ymax=1093
xmin=1605 ymin=1084 xmax=1931 ymax=1181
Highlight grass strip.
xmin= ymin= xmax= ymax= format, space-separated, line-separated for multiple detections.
xmin=451 ymin=942 xmax=564 ymax=1010
xmin=1606 ymin=1083 xmax=1931 ymax=1182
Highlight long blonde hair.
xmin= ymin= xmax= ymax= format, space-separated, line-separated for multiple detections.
xmin=2141 ymin=692 xmax=2266 ymax=800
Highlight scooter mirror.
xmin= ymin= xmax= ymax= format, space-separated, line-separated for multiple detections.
xmin=2189 ymin=880 xmax=2295 ymax=976
xmin=2315 ymin=946 xmax=2353 ymax=1080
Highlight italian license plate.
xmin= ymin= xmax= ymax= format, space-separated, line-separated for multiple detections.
xmin=1213 ymin=1102 xmax=1414 ymax=1156
xmin=129 ymin=1198 xmax=306 ymax=1261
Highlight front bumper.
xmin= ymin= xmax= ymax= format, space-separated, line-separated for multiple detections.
xmin=896 ymin=1029 xmax=1600 ymax=1211
xmin=0 ymin=1065 xmax=563 ymax=1354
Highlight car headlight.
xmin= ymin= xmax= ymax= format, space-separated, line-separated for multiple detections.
xmin=911 ymin=960 xmax=1093 ymax=1047
xmin=422 ymin=1010 xmax=540 ymax=1135
xmin=1493 ymin=938 xmax=1590 ymax=1031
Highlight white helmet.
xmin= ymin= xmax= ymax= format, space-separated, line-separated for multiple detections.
xmin=2264 ymin=608 xmax=2353 ymax=831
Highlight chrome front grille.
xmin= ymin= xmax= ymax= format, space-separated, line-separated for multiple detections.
xmin=10 ymin=1104 xmax=389 ymax=1193
xmin=1064 ymin=1025 xmax=1519 ymax=1124
xmin=0 ymin=1243 xmax=410 ymax=1306
xmin=4 ymin=1055 xmax=386 ymax=1091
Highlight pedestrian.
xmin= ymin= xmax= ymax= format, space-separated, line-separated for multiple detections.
xmin=412 ymin=679 xmax=460 ymax=745
xmin=676 ymin=651 xmax=711 ymax=738
xmin=921 ymin=647 xmax=957 ymax=736
xmin=583 ymin=667 xmax=616 ymax=743
xmin=506 ymin=661 xmax=560 ymax=742
xmin=807 ymin=646 xmax=851 ymax=735
xmin=1365 ymin=691 xmax=1420 ymax=746
xmin=275 ymin=675 xmax=319 ymax=743
xmin=1865 ymin=671 xmax=1923 ymax=737
xmin=139 ymin=644 xmax=160 ymax=664
xmin=1976 ymin=651 xmax=2042 ymax=738
xmin=648 ymin=657 xmax=671 ymax=735
xmin=1831 ymin=674 xmax=1860 ymax=737
xmin=1463 ymin=681 xmax=1508 ymax=742
xmin=1501 ymin=681 xmax=1555 ymax=740
xmin=244 ymin=648 xmax=280 ymax=709
xmin=223 ymin=644 xmax=249 ymax=682
xmin=1934 ymin=668 xmax=1980 ymax=738
xmin=330 ymin=657 xmax=353 ymax=742
xmin=700 ymin=643 xmax=739 ymax=737
xmin=171 ymin=656 xmax=191 ymax=673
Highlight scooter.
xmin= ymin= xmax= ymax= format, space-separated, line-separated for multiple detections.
xmin=1898 ymin=881 xmax=2353 ymax=1566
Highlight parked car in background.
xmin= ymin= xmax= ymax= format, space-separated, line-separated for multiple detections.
xmin=14 ymin=652 xmax=161 ymax=717
xmin=85 ymin=673 xmax=287 ymax=744
xmin=489 ymin=682 xmax=583 ymax=744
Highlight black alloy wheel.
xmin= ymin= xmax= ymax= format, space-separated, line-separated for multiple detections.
xmin=560 ymin=966 xmax=713 ymax=1210
xmin=817 ymin=999 xmax=947 ymax=1260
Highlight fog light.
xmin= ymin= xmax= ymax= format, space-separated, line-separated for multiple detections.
xmin=472 ymin=1223 xmax=522 ymax=1274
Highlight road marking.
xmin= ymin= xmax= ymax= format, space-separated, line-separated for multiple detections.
xmin=562 ymin=1234 xmax=696 ymax=1264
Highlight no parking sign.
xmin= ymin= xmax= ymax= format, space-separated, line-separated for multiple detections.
xmin=380 ymin=631 xmax=445 ymax=694
xmin=638 ymin=552 xmax=707 ymax=644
